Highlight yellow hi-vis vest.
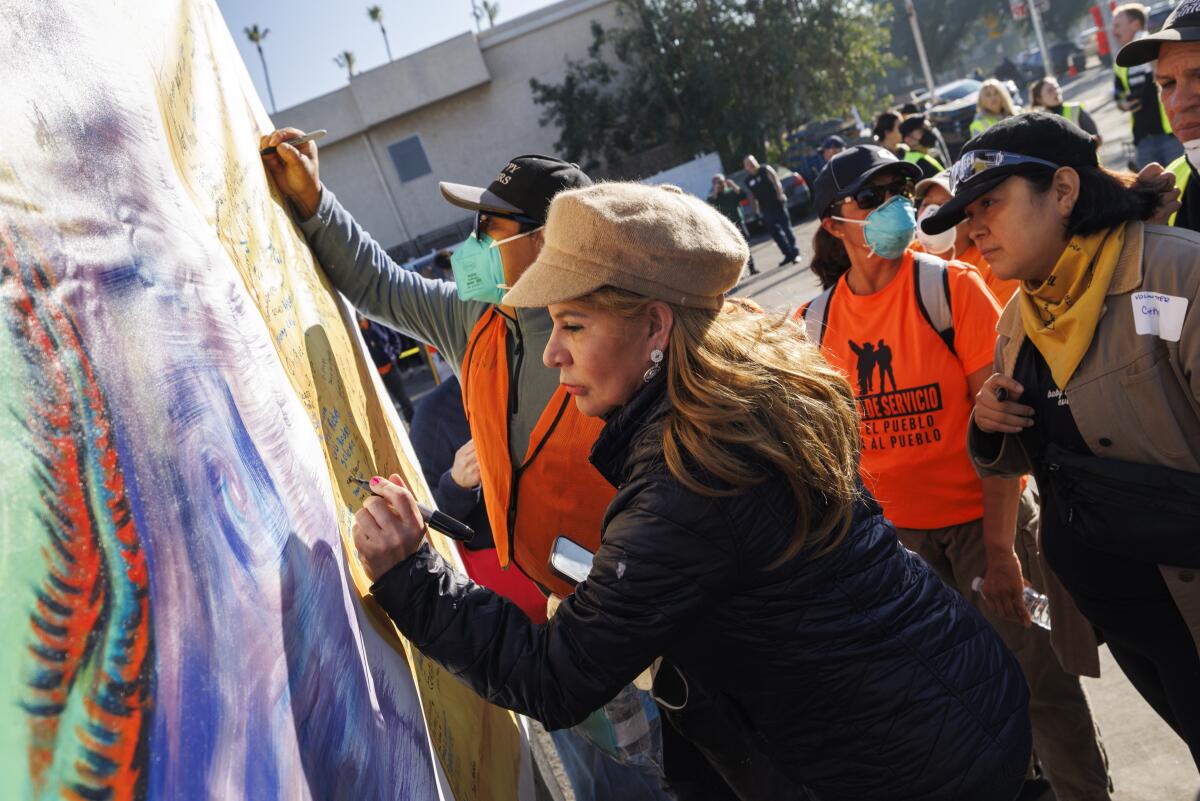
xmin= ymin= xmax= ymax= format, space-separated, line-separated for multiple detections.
xmin=1060 ymin=102 xmax=1082 ymax=126
xmin=904 ymin=149 xmax=944 ymax=172
xmin=970 ymin=114 xmax=1003 ymax=138
xmin=1167 ymin=155 xmax=1191 ymax=227
xmin=1115 ymin=64 xmax=1172 ymax=134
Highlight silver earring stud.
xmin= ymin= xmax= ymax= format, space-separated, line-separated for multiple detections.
xmin=643 ymin=348 xmax=664 ymax=383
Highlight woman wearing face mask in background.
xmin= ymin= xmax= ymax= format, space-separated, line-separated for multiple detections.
xmin=913 ymin=171 xmax=1021 ymax=306
xmin=801 ymin=144 xmax=1115 ymax=801
xmin=971 ymin=79 xmax=1021 ymax=139
xmin=1029 ymin=77 xmax=1102 ymax=146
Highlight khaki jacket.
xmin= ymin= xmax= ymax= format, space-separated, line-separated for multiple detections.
xmin=968 ymin=221 xmax=1200 ymax=677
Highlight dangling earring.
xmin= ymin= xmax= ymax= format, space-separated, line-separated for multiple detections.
xmin=643 ymin=348 xmax=664 ymax=383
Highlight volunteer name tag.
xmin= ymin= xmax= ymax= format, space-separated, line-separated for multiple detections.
xmin=1132 ymin=292 xmax=1188 ymax=342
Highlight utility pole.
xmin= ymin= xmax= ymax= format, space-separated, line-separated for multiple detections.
xmin=905 ymin=0 xmax=938 ymax=104
xmin=1028 ymin=0 xmax=1053 ymax=78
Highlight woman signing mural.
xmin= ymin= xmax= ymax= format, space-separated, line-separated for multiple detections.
xmin=351 ymin=182 xmax=1033 ymax=801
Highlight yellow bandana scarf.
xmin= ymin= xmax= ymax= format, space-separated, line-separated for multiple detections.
xmin=1019 ymin=223 xmax=1125 ymax=389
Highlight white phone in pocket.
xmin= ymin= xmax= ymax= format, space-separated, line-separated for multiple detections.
xmin=549 ymin=536 xmax=594 ymax=585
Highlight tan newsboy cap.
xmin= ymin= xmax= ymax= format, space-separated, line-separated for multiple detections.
xmin=501 ymin=182 xmax=749 ymax=310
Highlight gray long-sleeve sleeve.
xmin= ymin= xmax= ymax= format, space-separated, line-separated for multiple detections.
xmin=298 ymin=188 xmax=486 ymax=372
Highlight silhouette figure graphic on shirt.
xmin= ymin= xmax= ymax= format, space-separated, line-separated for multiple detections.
xmin=848 ymin=340 xmax=877 ymax=395
xmin=875 ymin=339 xmax=897 ymax=392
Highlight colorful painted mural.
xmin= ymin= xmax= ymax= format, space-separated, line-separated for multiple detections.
xmin=0 ymin=0 xmax=526 ymax=798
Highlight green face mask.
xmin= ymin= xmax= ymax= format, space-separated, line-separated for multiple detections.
xmin=450 ymin=227 xmax=541 ymax=305
xmin=450 ymin=232 xmax=507 ymax=304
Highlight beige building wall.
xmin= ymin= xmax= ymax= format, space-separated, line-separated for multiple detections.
xmin=271 ymin=0 xmax=620 ymax=256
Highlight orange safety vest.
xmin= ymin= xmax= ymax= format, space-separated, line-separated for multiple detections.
xmin=461 ymin=307 xmax=614 ymax=597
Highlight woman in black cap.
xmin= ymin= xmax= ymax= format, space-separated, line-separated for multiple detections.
xmin=803 ymin=144 xmax=1114 ymax=799
xmin=928 ymin=111 xmax=1200 ymax=765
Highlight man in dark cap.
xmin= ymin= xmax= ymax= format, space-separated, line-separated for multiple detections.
xmin=1117 ymin=0 xmax=1200 ymax=230
xmin=259 ymin=129 xmax=674 ymax=801
xmin=898 ymin=115 xmax=946 ymax=179
xmin=820 ymin=135 xmax=846 ymax=163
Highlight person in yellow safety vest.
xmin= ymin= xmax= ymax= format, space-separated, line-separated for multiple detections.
xmin=969 ymin=79 xmax=1019 ymax=138
xmin=1029 ymin=76 xmax=1103 ymax=146
xmin=1117 ymin=0 xmax=1200 ymax=231
xmin=898 ymin=114 xmax=945 ymax=179
xmin=1112 ymin=2 xmax=1185 ymax=168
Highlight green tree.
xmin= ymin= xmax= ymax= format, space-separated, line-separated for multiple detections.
xmin=244 ymin=24 xmax=277 ymax=113
xmin=888 ymin=0 xmax=1096 ymax=79
xmin=334 ymin=50 xmax=357 ymax=81
xmin=530 ymin=0 xmax=893 ymax=171
xmin=368 ymin=6 xmax=393 ymax=62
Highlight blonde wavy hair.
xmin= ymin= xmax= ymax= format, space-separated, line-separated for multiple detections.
xmin=580 ymin=287 xmax=862 ymax=564
xmin=977 ymin=79 xmax=1017 ymax=117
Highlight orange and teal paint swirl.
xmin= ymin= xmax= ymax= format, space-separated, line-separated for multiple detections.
xmin=2 ymin=224 xmax=152 ymax=800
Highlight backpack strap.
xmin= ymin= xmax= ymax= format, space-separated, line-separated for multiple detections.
xmin=911 ymin=252 xmax=956 ymax=356
xmin=799 ymin=284 xmax=836 ymax=347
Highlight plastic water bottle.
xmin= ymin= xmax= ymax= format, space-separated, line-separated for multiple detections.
xmin=971 ymin=576 xmax=1052 ymax=630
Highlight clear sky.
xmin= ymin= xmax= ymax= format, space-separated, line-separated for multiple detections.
xmin=216 ymin=0 xmax=560 ymax=112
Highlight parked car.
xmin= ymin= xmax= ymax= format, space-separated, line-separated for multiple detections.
xmin=1149 ymin=1 xmax=1173 ymax=32
xmin=1015 ymin=42 xmax=1087 ymax=82
xmin=924 ymin=79 xmax=983 ymax=155
xmin=728 ymin=164 xmax=812 ymax=226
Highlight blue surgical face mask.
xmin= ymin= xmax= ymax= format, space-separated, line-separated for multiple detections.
xmin=833 ymin=195 xmax=917 ymax=260
xmin=449 ymin=227 xmax=541 ymax=305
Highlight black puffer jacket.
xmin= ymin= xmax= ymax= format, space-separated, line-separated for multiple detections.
xmin=373 ymin=377 xmax=1031 ymax=800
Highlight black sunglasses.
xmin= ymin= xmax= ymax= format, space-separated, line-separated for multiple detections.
xmin=836 ymin=179 xmax=914 ymax=213
xmin=473 ymin=210 xmax=541 ymax=240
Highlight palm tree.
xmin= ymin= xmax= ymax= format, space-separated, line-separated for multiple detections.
xmin=334 ymin=50 xmax=357 ymax=81
xmin=470 ymin=0 xmax=483 ymax=31
xmin=481 ymin=0 xmax=500 ymax=27
xmin=368 ymin=6 xmax=393 ymax=62
xmin=244 ymin=24 xmax=277 ymax=113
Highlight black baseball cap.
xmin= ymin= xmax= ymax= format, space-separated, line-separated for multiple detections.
xmin=898 ymin=115 xmax=930 ymax=137
xmin=439 ymin=155 xmax=592 ymax=225
xmin=920 ymin=112 xmax=1098 ymax=235
xmin=1116 ymin=0 xmax=1200 ymax=66
xmin=821 ymin=135 xmax=847 ymax=150
xmin=812 ymin=144 xmax=922 ymax=215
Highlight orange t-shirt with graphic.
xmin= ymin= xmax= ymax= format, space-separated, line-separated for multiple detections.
xmin=957 ymin=244 xmax=1019 ymax=307
xmin=809 ymin=252 xmax=1001 ymax=529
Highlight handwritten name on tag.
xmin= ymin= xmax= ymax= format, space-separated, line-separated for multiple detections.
xmin=1132 ymin=292 xmax=1188 ymax=342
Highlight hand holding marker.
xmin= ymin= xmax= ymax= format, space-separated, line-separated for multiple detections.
xmin=259 ymin=129 xmax=327 ymax=156
xmin=348 ymin=476 xmax=475 ymax=542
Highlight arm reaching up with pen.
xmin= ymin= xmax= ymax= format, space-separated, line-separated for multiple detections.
xmin=260 ymin=127 xmax=322 ymax=220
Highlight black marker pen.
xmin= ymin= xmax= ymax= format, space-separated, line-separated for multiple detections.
xmin=347 ymin=476 xmax=475 ymax=542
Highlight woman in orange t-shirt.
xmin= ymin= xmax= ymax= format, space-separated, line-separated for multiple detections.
xmin=913 ymin=172 xmax=1021 ymax=306
xmin=803 ymin=144 xmax=1112 ymax=799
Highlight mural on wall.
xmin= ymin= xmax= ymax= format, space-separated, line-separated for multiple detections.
xmin=0 ymin=0 xmax=526 ymax=799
